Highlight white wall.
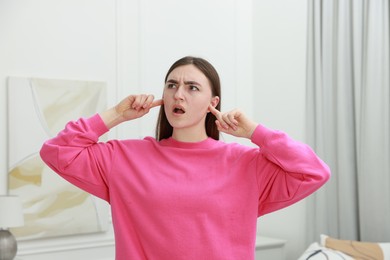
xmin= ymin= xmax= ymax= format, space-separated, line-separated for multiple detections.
xmin=116 ymin=0 xmax=254 ymax=144
xmin=0 ymin=0 xmax=117 ymax=259
xmin=0 ymin=0 xmax=308 ymax=259
xmin=253 ymin=1 xmax=308 ymax=259
xmin=0 ymin=0 xmax=118 ymax=192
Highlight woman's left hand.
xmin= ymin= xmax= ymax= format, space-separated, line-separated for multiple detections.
xmin=208 ymin=104 xmax=257 ymax=139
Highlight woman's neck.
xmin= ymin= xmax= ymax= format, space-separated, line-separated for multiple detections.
xmin=171 ymin=128 xmax=208 ymax=142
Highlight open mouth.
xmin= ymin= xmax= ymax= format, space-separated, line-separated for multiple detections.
xmin=173 ymin=106 xmax=185 ymax=114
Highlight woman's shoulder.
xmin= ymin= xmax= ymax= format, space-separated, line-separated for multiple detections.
xmin=106 ymin=136 xmax=159 ymax=149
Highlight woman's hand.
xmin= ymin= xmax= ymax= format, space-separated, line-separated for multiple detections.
xmin=101 ymin=94 xmax=163 ymax=129
xmin=116 ymin=94 xmax=163 ymax=121
xmin=208 ymin=104 xmax=257 ymax=139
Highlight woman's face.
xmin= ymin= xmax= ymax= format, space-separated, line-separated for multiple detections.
xmin=163 ymin=64 xmax=219 ymax=135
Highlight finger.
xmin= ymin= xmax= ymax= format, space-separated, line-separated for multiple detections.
xmin=211 ymin=106 xmax=238 ymax=131
xmin=217 ymin=115 xmax=230 ymax=130
xmin=215 ymin=120 xmax=232 ymax=133
xmin=150 ymin=99 xmax=163 ymax=108
xmin=208 ymin=104 xmax=220 ymax=116
xmin=209 ymin=105 xmax=229 ymax=129
xmin=132 ymin=95 xmax=144 ymax=109
xmin=215 ymin=120 xmax=225 ymax=132
xmin=138 ymin=94 xmax=149 ymax=108
xmin=227 ymin=113 xmax=239 ymax=126
xmin=135 ymin=94 xmax=154 ymax=110
xmin=221 ymin=114 xmax=237 ymax=131
xmin=142 ymin=95 xmax=155 ymax=108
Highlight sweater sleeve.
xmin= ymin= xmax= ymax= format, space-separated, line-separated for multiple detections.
xmin=251 ymin=124 xmax=331 ymax=216
xmin=40 ymin=114 xmax=112 ymax=202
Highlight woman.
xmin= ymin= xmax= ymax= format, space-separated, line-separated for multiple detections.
xmin=40 ymin=56 xmax=330 ymax=259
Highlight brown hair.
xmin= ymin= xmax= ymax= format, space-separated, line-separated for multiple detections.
xmin=155 ymin=56 xmax=221 ymax=141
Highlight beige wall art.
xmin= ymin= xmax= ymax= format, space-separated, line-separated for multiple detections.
xmin=7 ymin=77 xmax=110 ymax=240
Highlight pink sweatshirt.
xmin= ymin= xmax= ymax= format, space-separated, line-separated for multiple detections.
xmin=40 ymin=114 xmax=330 ymax=260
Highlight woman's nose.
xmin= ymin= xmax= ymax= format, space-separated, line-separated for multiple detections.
xmin=174 ymin=86 xmax=185 ymax=100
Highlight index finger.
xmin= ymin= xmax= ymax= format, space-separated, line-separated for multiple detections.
xmin=208 ymin=104 xmax=220 ymax=116
xmin=151 ymin=99 xmax=164 ymax=108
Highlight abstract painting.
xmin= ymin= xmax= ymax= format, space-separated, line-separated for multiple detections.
xmin=7 ymin=77 xmax=110 ymax=240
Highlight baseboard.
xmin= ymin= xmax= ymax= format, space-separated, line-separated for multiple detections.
xmin=16 ymin=229 xmax=115 ymax=259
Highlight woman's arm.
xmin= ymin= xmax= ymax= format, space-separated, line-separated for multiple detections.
xmin=101 ymin=94 xmax=163 ymax=129
xmin=208 ymin=104 xmax=257 ymax=139
xmin=40 ymin=94 xmax=163 ymax=200
xmin=251 ymin=124 xmax=330 ymax=215
xmin=209 ymin=105 xmax=330 ymax=215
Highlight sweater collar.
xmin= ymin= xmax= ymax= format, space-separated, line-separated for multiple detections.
xmin=160 ymin=137 xmax=217 ymax=149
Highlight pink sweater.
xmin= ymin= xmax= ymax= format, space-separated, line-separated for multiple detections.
xmin=40 ymin=114 xmax=330 ymax=260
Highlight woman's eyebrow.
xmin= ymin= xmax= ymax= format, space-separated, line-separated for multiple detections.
xmin=166 ymin=79 xmax=202 ymax=86
xmin=184 ymin=81 xmax=201 ymax=86
xmin=166 ymin=79 xmax=178 ymax=84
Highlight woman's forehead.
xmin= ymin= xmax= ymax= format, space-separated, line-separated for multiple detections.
xmin=167 ymin=64 xmax=208 ymax=82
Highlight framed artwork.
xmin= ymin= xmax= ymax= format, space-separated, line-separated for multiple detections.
xmin=7 ymin=77 xmax=110 ymax=240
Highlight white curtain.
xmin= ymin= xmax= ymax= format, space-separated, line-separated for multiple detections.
xmin=306 ymin=0 xmax=389 ymax=243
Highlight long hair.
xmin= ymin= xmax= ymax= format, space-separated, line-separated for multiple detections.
xmin=155 ymin=56 xmax=221 ymax=141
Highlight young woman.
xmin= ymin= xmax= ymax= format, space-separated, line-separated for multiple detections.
xmin=40 ymin=56 xmax=330 ymax=259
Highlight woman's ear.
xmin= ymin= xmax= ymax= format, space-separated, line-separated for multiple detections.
xmin=208 ymin=96 xmax=220 ymax=112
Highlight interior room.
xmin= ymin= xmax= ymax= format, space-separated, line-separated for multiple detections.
xmin=0 ymin=0 xmax=388 ymax=259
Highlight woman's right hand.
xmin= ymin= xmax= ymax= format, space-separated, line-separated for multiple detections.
xmin=116 ymin=94 xmax=163 ymax=121
xmin=101 ymin=94 xmax=163 ymax=129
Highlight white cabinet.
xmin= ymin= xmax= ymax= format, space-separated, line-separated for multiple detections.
xmin=255 ymin=236 xmax=286 ymax=260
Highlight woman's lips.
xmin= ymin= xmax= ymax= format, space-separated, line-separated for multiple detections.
xmin=174 ymin=108 xmax=185 ymax=114
xmin=173 ymin=105 xmax=185 ymax=114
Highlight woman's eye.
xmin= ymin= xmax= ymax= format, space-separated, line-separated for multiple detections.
xmin=189 ymin=85 xmax=199 ymax=91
